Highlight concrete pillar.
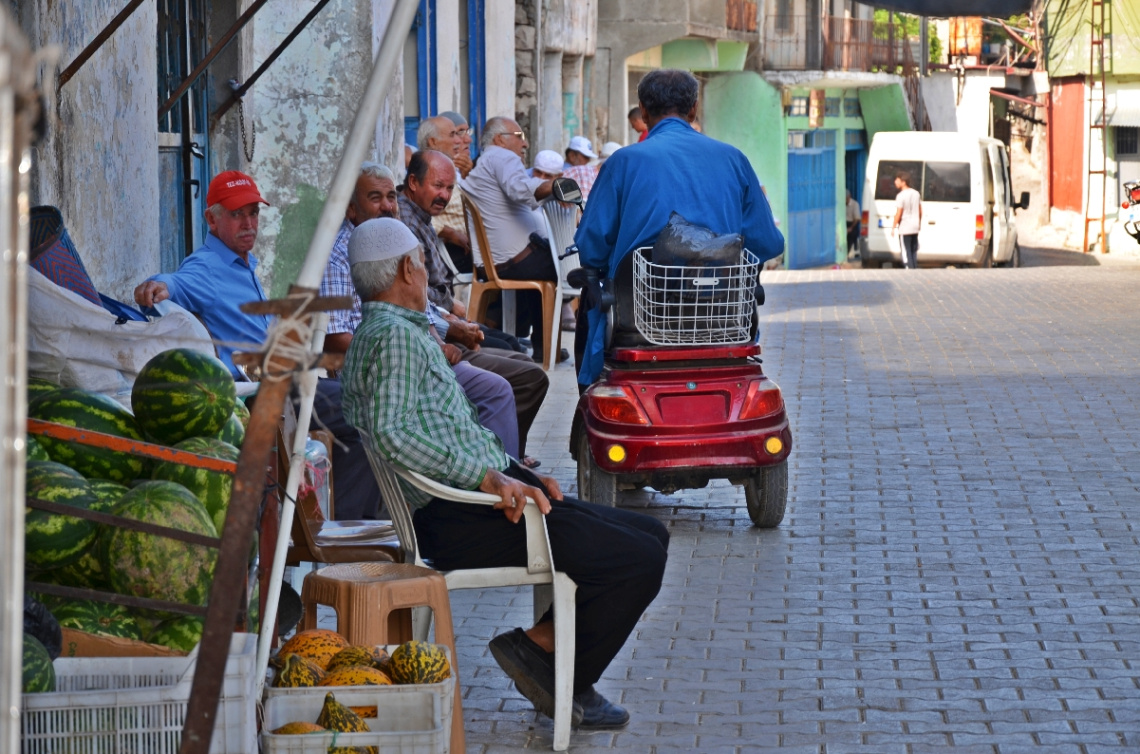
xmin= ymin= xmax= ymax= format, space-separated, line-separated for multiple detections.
xmin=539 ymin=51 xmax=564 ymax=153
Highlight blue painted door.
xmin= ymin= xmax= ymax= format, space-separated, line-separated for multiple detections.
xmin=787 ymin=146 xmax=837 ymax=269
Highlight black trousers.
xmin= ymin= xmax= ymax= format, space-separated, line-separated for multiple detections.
xmin=412 ymin=463 xmax=669 ymax=693
xmin=306 ymin=379 xmax=381 ymax=520
xmin=901 ymin=234 xmax=919 ymax=269
xmin=495 ymin=237 xmax=558 ymax=360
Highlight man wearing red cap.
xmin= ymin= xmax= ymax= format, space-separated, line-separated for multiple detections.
xmin=134 ymin=170 xmax=383 ymax=520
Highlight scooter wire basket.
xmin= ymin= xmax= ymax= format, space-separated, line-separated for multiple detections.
xmin=632 ymin=246 xmax=761 ymax=345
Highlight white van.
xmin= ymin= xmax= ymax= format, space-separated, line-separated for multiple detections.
xmin=859 ymin=132 xmax=1029 ymax=268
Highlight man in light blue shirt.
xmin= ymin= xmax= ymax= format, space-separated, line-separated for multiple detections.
xmin=134 ymin=171 xmax=382 ymax=520
xmin=573 ymin=70 xmax=785 ymax=385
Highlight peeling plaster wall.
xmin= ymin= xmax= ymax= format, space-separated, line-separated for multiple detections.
xmin=250 ymin=0 xmax=400 ymax=298
xmin=485 ymin=0 xmax=516 ymax=119
xmin=16 ymin=0 xmax=160 ymax=303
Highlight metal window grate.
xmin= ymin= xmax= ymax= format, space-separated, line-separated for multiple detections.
xmin=844 ymin=96 xmax=861 ymax=117
xmin=157 ymin=0 xmax=209 ymax=134
xmin=1117 ymin=127 xmax=1139 ymax=157
xmin=825 ymin=97 xmax=841 ymax=117
xmin=632 ymin=247 xmax=760 ymax=346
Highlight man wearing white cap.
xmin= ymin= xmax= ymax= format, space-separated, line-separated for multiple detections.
xmin=563 ymin=135 xmax=600 ymax=202
xmin=529 ymin=150 xmax=564 ymax=181
xmin=341 ymin=217 xmax=669 ymax=733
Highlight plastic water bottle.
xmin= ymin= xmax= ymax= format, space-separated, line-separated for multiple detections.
xmin=304 ymin=438 xmax=331 ymax=520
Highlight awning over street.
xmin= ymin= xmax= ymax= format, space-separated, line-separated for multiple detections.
xmin=871 ymin=0 xmax=1033 ymax=16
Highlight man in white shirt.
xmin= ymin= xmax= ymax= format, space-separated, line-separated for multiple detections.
xmin=892 ymin=172 xmax=922 ymax=269
xmin=462 ymin=117 xmax=558 ymax=363
xmin=845 ymin=189 xmax=861 ymax=259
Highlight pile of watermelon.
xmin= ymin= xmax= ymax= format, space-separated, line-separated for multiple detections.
xmin=23 ymin=349 xmax=249 ymax=655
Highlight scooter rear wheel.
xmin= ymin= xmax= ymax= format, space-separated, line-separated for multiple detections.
xmin=744 ymin=462 xmax=788 ymax=528
xmin=577 ymin=432 xmax=618 ymax=507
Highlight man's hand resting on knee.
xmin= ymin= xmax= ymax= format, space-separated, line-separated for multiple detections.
xmin=479 ymin=468 xmax=551 ymax=522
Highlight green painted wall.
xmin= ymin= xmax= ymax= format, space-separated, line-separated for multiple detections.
xmin=1045 ymin=0 xmax=1140 ymax=77
xmin=703 ymin=72 xmax=788 ymax=248
xmin=859 ymin=84 xmax=911 ymax=143
xmin=270 ymin=183 xmax=326 ymax=298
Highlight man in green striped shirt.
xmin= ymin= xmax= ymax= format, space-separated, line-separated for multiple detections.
xmin=341 ymin=218 xmax=669 ymax=732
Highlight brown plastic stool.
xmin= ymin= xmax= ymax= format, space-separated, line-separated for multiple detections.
xmin=299 ymin=562 xmax=464 ymax=754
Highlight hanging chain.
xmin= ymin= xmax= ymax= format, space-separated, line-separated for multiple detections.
xmin=237 ymin=96 xmax=256 ymax=163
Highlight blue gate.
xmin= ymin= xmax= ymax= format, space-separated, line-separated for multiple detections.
xmin=787 ymin=146 xmax=837 ymax=269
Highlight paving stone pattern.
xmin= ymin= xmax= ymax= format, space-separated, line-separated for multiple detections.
xmin=330 ymin=265 xmax=1140 ymax=752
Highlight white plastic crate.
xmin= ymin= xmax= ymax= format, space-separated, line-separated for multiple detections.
xmin=262 ymin=688 xmax=445 ymax=754
xmin=263 ymin=644 xmax=453 ymax=754
xmin=22 ymin=633 xmax=258 ymax=754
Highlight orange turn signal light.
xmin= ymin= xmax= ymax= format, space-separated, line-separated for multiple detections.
xmin=739 ymin=379 xmax=784 ymax=420
xmin=590 ymin=386 xmax=650 ymax=425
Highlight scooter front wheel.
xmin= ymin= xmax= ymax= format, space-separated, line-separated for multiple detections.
xmin=577 ymin=432 xmax=618 ymax=507
xmin=744 ymin=462 xmax=788 ymax=528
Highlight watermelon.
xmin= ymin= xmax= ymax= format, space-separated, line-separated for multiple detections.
xmin=51 ymin=599 xmax=145 ymax=641
xmin=132 ymin=349 xmax=236 ymax=444
xmin=151 ymin=437 xmax=239 ymax=535
xmin=28 ymin=388 xmax=146 ymax=483
xmin=148 ymin=615 xmax=204 ymax=652
xmin=101 ymin=481 xmax=218 ymax=607
xmin=232 ymin=398 xmax=250 ymax=430
xmin=26 ymin=434 xmax=50 ymax=461
xmin=25 ymin=461 xmax=99 ymax=570
xmin=22 ymin=634 xmax=55 ymax=693
xmin=27 ymin=376 xmax=60 ymax=400
xmin=52 ymin=480 xmax=129 ymax=590
xmin=215 ymin=413 xmax=245 ymax=446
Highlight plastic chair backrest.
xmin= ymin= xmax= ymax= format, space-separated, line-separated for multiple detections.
xmin=542 ymin=201 xmax=581 ymax=298
xmin=462 ymin=195 xmax=504 ymax=284
xmin=361 ymin=439 xmax=423 ymax=567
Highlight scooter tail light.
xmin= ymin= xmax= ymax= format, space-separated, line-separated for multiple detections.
xmin=975 ymin=214 xmax=985 ymax=240
xmin=861 ymin=211 xmax=869 ymax=237
xmin=589 ymin=386 xmax=650 ymax=425
xmin=739 ymin=380 xmax=784 ymax=420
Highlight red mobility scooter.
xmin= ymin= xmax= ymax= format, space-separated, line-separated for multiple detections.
xmin=557 ymin=182 xmax=792 ymax=527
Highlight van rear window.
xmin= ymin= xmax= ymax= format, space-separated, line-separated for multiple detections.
xmin=923 ymin=162 xmax=971 ymax=202
xmin=873 ymin=160 xmax=972 ymax=202
xmin=874 ymin=161 xmax=922 ymax=200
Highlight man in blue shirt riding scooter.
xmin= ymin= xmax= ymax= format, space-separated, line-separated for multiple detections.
xmin=573 ymin=69 xmax=786 ymax=386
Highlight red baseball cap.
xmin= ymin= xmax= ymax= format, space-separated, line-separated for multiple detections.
xmin=206 ymin=170 xmax=270 ymax=210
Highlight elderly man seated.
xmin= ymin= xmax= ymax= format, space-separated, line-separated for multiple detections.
xmin=461 ymin=117 xmax=560 ymax=364
xmin=134 ymin=170 xmax=381 ymax=520
xmin=341 ymin=217 xmax=669 ymax=730
xmin=399 ymin=150 xmax=550 ymax=466
xmin=561 ymin=135 xmax=599 ymax=202
xmin=418 ymin=115 xmax=473 ymax=274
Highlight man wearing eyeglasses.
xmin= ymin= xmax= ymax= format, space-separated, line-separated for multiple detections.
xmin=461 ymin=116 xmax=559 ymax=365
xmin=418 ymin=115 xmax=473 ymax=274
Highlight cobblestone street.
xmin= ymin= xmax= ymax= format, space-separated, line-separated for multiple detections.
xmin=434 ymin=256 xmax=1140 ymax=753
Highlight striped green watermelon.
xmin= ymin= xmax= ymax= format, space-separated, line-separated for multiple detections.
xmin=25 ymin=461 xmax=98 ymax=570
xmin=150 ymin=437 xmax=239 ymax=536
xmin=101 ymin=481 xmax=218 ymax=607
xmin=27 ymin=376 xmax=60 ymax=401
xmin=22 ymin=634 xmax=55 ymax=693
xmin=52 ymin=480 xmax=129 ymax=590
xmin=51 ymin=599 xmax=145 ymax=641
xmin=132 ymin=349 xmax=236 ymax=444
xmin=148 ymin=615 xmax=204 ymax=652
xmin=26 ymin=434 xmax=50 ymax=461
xmin=215 ymin=413 xmax=245 ymax=446
xmin=28 ymin=389 xmax=146 ymax=483
xmin=232 ymin=399 xmax=250 ymax=430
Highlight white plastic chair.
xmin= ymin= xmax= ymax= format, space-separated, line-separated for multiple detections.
xmin=361 ymin=438 xmax=578 ymax=751
xmin=541 ymin=200 xmax=581 ymax=369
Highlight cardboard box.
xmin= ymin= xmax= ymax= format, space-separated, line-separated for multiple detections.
xmin=59 ymin=627 xmax=186 ymax=658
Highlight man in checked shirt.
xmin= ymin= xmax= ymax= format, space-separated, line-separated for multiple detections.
xmin=341 ymin=217 xmax=669 ymax=731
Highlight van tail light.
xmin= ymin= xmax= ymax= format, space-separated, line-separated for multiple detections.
xmin=975 ymin=214 xmax=985 ymax=240
xmin=861 ymin=211 xmax=869 ymax=237
xmin=589 ymin=386 xmax=649 ymax=425
xmin=739 ymin=379 xmax=784 ymax=421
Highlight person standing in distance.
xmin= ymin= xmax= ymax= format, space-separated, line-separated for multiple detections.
xmin=892 ymin=172 xmax=922 ymax=269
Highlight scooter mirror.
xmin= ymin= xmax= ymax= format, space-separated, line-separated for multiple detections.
xmin=552 ymin=177 xmax=584 ymax=207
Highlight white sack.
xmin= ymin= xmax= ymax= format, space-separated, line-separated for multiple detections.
xmin=27 ymin=268 xmax=216 ymax=403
